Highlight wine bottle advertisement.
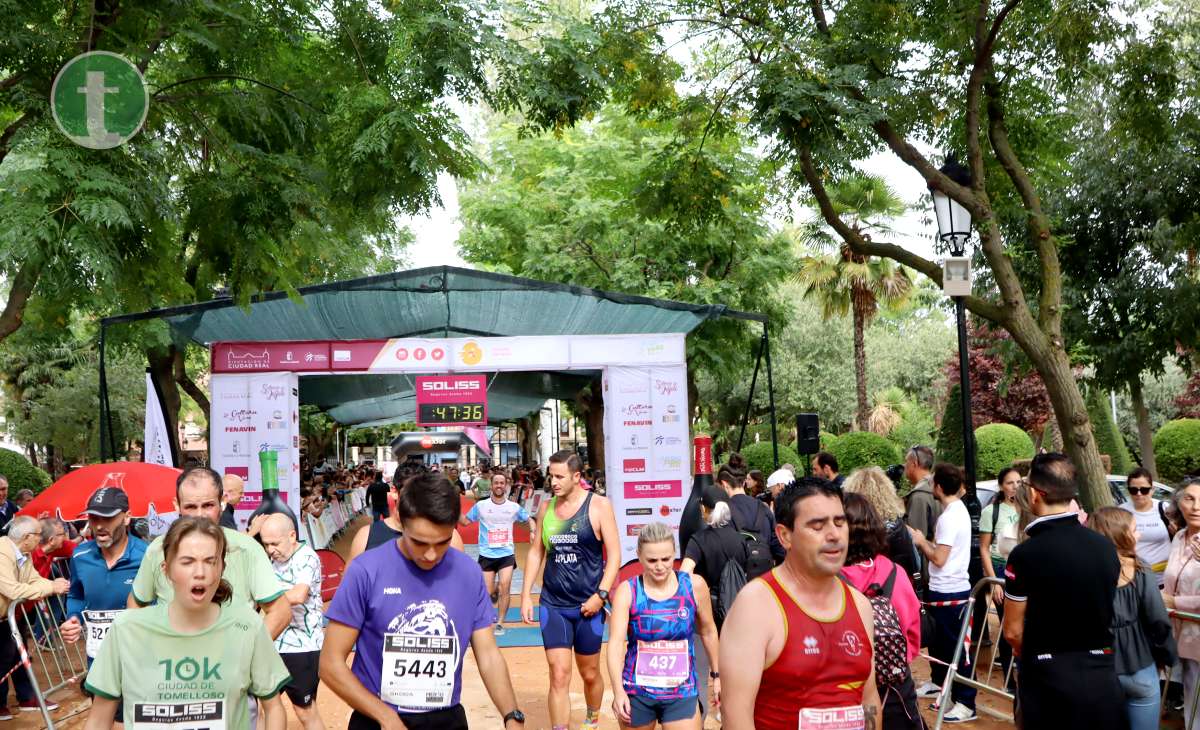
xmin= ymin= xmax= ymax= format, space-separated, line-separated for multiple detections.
xmin=604 ymin=365 xmax=690 ymax=564
xmin=210 ymin=372 xmax=301 ymax=530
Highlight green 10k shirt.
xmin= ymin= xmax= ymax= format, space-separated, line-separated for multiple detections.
xmin=84 ymin=602 xmax=290 ymax=730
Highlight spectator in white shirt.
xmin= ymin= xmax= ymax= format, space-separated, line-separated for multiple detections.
xmin=908 ymin=463 xmax=977 ymax=723
xmin=1119 ymin=467 xmax=1175 ymax=587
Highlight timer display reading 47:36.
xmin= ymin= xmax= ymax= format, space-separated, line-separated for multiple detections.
xmin=418 ymin=403 xmax=485 ymax=424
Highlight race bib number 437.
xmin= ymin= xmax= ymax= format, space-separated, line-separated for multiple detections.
xmin=380 ymin=633 xmax=458 ymax=710
xmin=798 ymin=705 xmax=865 ymax=730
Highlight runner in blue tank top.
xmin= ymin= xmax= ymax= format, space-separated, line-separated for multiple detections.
xmin=607 ymin=523 xmax=720 ymax=730
xmin=521 ymin=451 xmax=620 ymax=730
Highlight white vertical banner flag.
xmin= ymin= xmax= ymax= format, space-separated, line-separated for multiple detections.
xmin=143 ymin=371 xmax=174 ymax=466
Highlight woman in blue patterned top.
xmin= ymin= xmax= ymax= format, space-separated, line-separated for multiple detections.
xmin=606 ymin=522 xmax=720 ymax=730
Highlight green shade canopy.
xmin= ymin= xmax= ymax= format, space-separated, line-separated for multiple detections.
xmin=106 ymin=266 xmax=761 ymax=344
xmin=104 ymin=266 xmax=763 ymax=427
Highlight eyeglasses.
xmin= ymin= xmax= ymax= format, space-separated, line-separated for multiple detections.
xmin=1128 ymin=487 xmax=1152 ymax=496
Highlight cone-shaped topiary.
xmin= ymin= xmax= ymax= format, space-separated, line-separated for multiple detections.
xmin=936 ymin=383 xmax=976 ymax=468
xmin=1086 ymin=387 xmax=1132 ymax=475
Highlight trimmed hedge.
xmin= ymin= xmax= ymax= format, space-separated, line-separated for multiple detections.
xmin=739 ymin=441 xmax=802 ymax=475
xmin=819 ymin=431 xmax=839 ymax=451
xmin=0 ymin=449 xmax=52 ymax=497
xmin=829 ymin=431 xmax=902 ymax=473
xmin=1154 ymin=419 xmax=1200 ymax=483
xmin=975 ymin=423 xmax=1035 ymax=481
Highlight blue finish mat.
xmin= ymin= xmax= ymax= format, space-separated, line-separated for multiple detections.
xmin=492 ymin=624 xmax=610 ymax=648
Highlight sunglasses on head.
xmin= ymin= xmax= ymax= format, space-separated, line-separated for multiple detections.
xmin=1128 ymin=486 xmax=1152 ymax=496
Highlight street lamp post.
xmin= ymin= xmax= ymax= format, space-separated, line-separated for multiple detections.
xmin=929 ymin=157 xmax=977 ymax=495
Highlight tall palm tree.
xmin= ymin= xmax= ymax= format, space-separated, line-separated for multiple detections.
xmin=794 ymin=174 xmax=913 ymax=431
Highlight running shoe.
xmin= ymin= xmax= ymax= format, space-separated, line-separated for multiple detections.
xmin=19 ymin=699 xmax=56 ymax=712
xmin=0 ymin=707 xmax=11 ymax=721
xmin=494 ymin=624 xmax=506 ymax=636
xmin=915 ymin=681 xmax=941 ymax=698
xmin=942 ymin=703 xmax=977 ymax=723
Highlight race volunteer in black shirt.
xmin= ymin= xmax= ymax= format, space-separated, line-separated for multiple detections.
xmin=1002 ymin=453 xmax=1125 ymax=730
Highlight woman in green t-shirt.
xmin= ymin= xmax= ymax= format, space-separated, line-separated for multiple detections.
xmin=84 ymin=517 xmax=290 ymax=730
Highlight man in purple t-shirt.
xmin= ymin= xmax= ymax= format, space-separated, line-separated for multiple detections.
xmin=320 ymin=472 xmax=526 ymax=730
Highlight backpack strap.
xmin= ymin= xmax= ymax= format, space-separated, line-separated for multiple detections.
xmin=881 ymin=564 xmax=898 ymax=599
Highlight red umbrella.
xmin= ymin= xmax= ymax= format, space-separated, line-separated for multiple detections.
xmin=17 ymin=462 xmax=182 ymax=520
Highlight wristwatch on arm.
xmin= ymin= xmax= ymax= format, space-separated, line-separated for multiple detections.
xmin=597 ymin=589 xmax=609 ymax=603
xmin=504 ymin=710 xmax=526 ymax=725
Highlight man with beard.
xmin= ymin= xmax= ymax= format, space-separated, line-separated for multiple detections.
xmin=60 ymin=486 xmax=148 ymax=669
xmin=720 ymin=477 xmax=882 ymax=730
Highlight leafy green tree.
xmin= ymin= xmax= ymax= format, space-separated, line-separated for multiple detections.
xmin=1054 ymin=20 xmax=1200 ymax=480
xmin=566 ymin=0 xmax=1193 ymax=506
xmin=3 ymin=1 xmax=664 ymax=460
xmin=0 ymin=320 xmax=144 ymax=473
xmin=458 ymin=107 xmax=794 ymax=421
xmin=794 ymin=175 xmax=913 ymax=431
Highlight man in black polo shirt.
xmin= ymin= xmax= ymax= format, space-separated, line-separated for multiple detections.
xmin=1002 ymin=453 xmax=1125 ymax=730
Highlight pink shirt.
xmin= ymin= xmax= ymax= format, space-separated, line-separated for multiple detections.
xmin=1165 ymin=530 xmax=1200 ymax=661
xmin=841 ymin=554 xmax=921 ymax=663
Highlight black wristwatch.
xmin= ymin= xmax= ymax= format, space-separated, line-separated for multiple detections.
xmin=597 ymin=590 xmax=609 ymax=603
xmin=710 ymin=671 xmax=720 ymax=679
xmin=504 ymin=710 xmax=526 ymax=724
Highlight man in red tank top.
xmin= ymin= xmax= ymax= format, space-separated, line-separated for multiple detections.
xmin=720 ymin=477 xmax=882 ymax=730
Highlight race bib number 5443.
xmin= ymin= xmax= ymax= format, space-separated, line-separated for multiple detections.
xmin=380 ymin=634 xmax=458 ymax=710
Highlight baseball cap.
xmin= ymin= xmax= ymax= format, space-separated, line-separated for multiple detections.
xmin=767 ymin=468 xmax=793 ymax=489
xmin=83 ymin=486 xmax=130 ymax=518
xmin=700 ymin=485 xmax=729 ymax=510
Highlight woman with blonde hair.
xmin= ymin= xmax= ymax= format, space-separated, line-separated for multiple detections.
xmin=608 ymin=522 xmax=720 ymax=730
xmin=844 ymin=466 xmax=919 ymax=581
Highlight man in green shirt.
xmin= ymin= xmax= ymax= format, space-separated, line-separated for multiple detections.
xmin=127 ymin=467 xmax=290 ymax=639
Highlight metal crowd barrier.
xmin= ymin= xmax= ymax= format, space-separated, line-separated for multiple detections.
xmin=926 ymin=576 xmax=1016 ymax=729
xmin=6 ymin=592 xmax=88 ymax=730
xmin=1169 ymin=608 xmax=1200 ymax=729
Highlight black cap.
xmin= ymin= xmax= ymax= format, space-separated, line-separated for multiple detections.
xmin=700 ymin=485 xmax=729 ymax=510
xmin=83 ymin=487 xmax=129 ymax=517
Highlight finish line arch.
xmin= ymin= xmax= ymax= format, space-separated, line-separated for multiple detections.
xmin=207 ymin=333 xmax=689 ymax=565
